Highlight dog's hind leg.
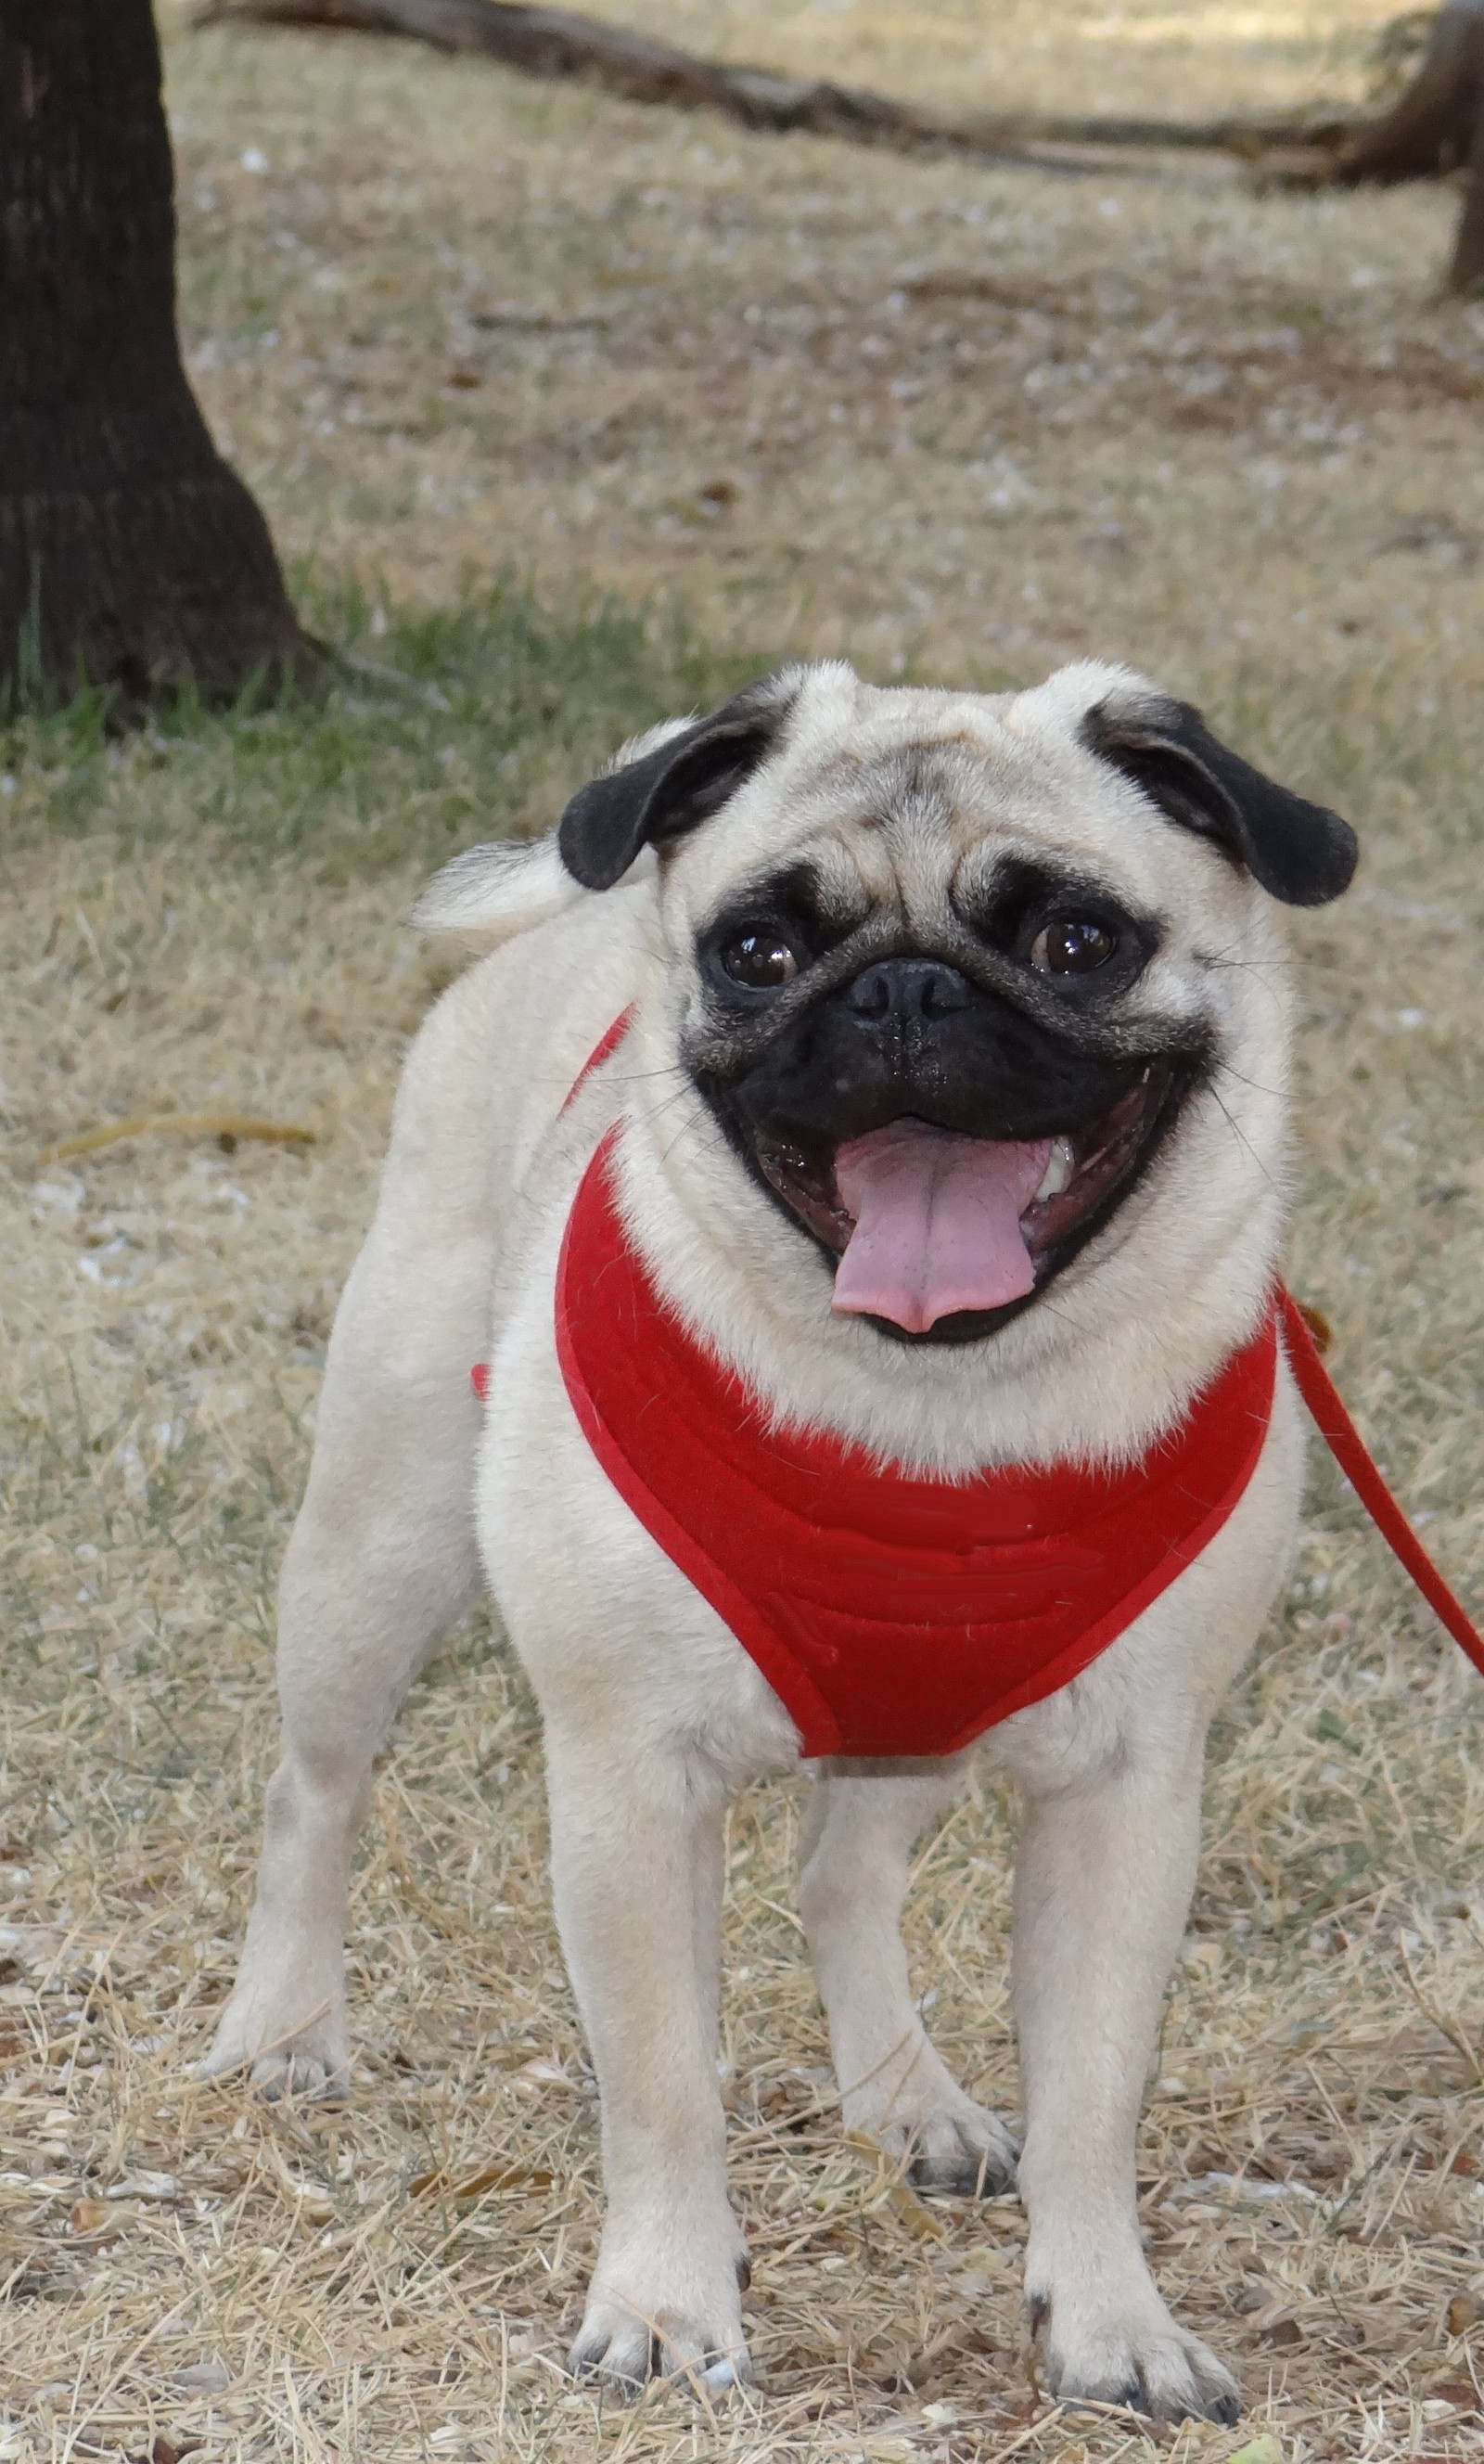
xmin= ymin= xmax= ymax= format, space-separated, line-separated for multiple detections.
xmin=201 ymin=971 xmax=504 ymax=2098
xmin=798 ymin=1765 xmax=1019 ymax=2195
xmin=200 ymin=1220 xmax=488 ymax=2097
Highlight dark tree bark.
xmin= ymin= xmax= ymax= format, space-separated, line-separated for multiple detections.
xmin=1335 ymin=1 xmax=1484 ymax=293
xmin=0 ymin=0 xmax=315 ymax=703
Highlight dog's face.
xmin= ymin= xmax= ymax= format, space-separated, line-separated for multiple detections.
xmin=559 ymin=660 xmax=1356 ymax=1349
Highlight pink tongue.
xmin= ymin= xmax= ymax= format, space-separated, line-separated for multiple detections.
xmin=832 ymin=1119 xmax=1051 ymax=1333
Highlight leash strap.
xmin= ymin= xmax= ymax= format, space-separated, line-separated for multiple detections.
xmin=1278 ymin=1287 xmax=1484 ymax=1675
xmin=559 ymin=1007 xmax=636 ymax=1114
xmin=477 ymin=998 xmax=1483 ymax=1676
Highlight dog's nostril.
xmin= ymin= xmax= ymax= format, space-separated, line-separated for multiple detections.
xmin=917 ymin=964 xmax=973 ymax=1019
xmin=848 ymin=964 xmax=895 ymax=1020
xmin=848 ymin=958 xmax=973 ymax=1023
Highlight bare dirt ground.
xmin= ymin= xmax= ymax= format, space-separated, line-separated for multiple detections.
xmin=2 ymin=4 xmax=1483 ymax=2459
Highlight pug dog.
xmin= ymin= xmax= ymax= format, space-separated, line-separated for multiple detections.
xmin=205 ymin=659 xmax=1356 ymax=2422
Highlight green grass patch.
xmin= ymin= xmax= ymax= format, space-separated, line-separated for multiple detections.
xmin=0 ymin=578 xmax=759 ymax=877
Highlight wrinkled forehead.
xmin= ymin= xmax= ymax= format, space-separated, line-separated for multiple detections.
xmin=675 ymin=674 xmax=1218 ymax=922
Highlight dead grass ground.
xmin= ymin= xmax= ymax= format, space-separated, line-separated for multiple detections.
xmin=2 ymin=3 xmax=1483 ymax=2459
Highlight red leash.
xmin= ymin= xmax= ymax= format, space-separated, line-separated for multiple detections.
xmin=474 ymin=1007 xmax=1482 ymax=1677
xmin=1277 ymin=1289 xmax=1484 ymax=1675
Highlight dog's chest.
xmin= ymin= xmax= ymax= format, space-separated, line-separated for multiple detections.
xmin=549 ymin=1131 xmax=1279 ymax=1760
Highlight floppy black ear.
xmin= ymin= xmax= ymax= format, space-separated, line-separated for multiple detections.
xmin=1083 ymin=697 xmax=1358 ymax=906
xmin=558 ymin=678 xmax=796 ymax=891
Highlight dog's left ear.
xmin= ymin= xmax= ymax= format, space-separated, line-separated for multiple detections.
xmin=1084 ymin=697 xmax=1358 ymax=905
xmin=558 ymin=675 xmax=798 ymax=891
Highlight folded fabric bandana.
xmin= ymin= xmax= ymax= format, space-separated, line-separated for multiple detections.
xmin=554 ymin=1127 xmax=1278 ymax=1759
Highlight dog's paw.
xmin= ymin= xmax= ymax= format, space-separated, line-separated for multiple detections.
xmin=569 ymin=2297 xmax=752 ymax=2396
xmin=858 ymin=2076 xmax=1019 ymax=2198
xmin=198 ymin=1987 xmax=350 ymax=2103
xmin=1031 ymin=2285 xmax=1240 ymax=2426
xmin=569 ymin=2236 xmax=752 ymax=2396
xmin=895 ymin=2097 xmax=1019 ymax=2198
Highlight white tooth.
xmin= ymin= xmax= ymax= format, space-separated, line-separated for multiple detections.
xmin=1033 ymin=1137 xmax=1075 ymax=1203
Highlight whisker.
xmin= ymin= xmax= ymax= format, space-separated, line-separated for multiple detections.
xmin=1210 ymin=1057 xmax=1286 ymax=1101
xmin=1205 ymin=1079 xmax=1282 ymax=1198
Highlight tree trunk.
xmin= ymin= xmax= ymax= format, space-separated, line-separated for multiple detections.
xmin=1335 ymin=0 xmax=1484 ymax=292
xmin=0 ymin=0 xmax=315 ymax=704
xmin=1452 ymin=82 xmax=1484 ymax=289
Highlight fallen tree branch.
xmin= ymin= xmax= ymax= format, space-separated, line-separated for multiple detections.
xmin=199 ymin=0 xmax=1484 ymax=291
xmin=35 ymin=1112 xmax=318 ymax=1168
xmin=195 ymin=0 xmax=1358 ymax=169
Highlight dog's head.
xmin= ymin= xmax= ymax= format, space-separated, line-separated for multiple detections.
xmin=556 ymin=660 xmax=1356 ymax=1350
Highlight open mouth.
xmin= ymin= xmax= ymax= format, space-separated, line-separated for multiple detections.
xmin=746 ymin=1062 xmax=1184 ymax=1342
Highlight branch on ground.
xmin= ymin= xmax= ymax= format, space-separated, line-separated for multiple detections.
xmin=194 ymin=0 xmax=1359 ymax=170
xmin=198 ymin=0 xmax=1484 ymax=295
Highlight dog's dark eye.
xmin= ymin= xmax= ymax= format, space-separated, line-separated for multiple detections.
xmin=1030 ymin=917 xmax=1117 ymax=975
xmin=718 ymin=931 xmax=800 ymax=989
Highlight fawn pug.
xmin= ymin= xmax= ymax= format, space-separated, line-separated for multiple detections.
xmin=207 ymin=659 xmax=1355 ymax=2420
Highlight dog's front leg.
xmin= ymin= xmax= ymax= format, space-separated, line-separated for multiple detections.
xmin=1011 ymin=1739 xmax=1239 ymax=2426
xmin=546 ymin=1724 xmax=749 ymax=2393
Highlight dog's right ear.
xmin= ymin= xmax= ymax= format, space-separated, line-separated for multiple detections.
xmin=1081 ymin=692 xmax=1358 ymax=906
xmin=557 ymin=675 xmax=798 ymax=891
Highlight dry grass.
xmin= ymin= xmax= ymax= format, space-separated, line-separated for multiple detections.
xmin=2 ymin=3 xmax=1484 ymax=2458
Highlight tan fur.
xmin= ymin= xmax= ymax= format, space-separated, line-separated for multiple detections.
xmin=207 ymin=660 xmax=1310 ymax=2421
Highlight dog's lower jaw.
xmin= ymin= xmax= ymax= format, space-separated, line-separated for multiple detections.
xmin=715 ymin=1050 xmax=1199 ymax=1346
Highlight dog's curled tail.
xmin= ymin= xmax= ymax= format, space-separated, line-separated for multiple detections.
xmin=411 ymin=834 xmax=592 ymax=955
xmin=411 ymin=717 xmax=692 ymax=953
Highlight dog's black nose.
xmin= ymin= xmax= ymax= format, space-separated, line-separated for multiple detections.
xmin=847 ymin=958 xmax=974 ymax=1024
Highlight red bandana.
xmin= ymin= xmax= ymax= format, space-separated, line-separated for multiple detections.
xmin=554 ymin=1129 xmax=1278 ymax=1759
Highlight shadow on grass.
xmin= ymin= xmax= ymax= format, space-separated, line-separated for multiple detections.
xmin=0 ymin=577 xmax=762 ymax=876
